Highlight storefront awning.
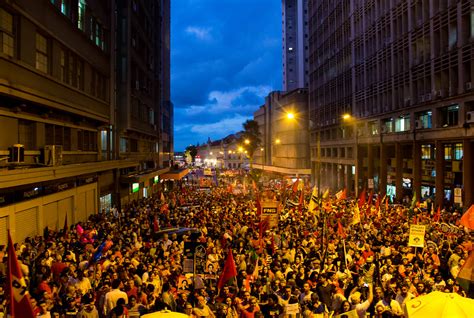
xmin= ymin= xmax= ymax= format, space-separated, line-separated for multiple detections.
xmin=160 ymin=168 xmax=190 ymax=180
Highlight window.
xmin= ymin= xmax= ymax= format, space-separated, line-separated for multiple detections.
xmin=18 ymin=120 xmax=35 ymax=150
xmin=120 ymin=137 xmax=128 ymax=153
xmin=395 ymin=115 xmax=410 ymax=132
xmin=0 ymin=8 xmax=14 ymax=57
xmin=417 ymin=111 xmax=432 ymax=128
xmin=60 ymin=49 xmax=66 ymax=82
xmin=35 ymin=33 xmax=48 ymax=73
xmin=77 ymin=0 xmax=86 ymax=30
xmin=454 ymin=143 xmax=463 ymax=160
xmin=444 ymin=144 xmax=452 ymax=160
xmin=382 ymin=119 xmax=393 ymax=133
xmin=60 ymin=0 xmax=70 ymax=17
xmin=421 ymin=145 xmax=432 ymax=159
xmin=76 ymin=60 xmax=83 ymax=90
xmin=440 ymin=104 xmax=459 ymax=127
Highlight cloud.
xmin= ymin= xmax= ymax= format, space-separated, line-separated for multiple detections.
xmin=189 ymin=114 xmax=250 ymax=135
xmin=171 ymin=0 xmax=282 ymax=151
xmin=185 ymin=26 xmax=212 ymax=40
xmin=183 ymin=85 xmax=272 ymax=116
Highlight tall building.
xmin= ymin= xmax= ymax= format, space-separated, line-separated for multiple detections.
xmin=0 ymin=0 xmax=172 ymax=244
xmin=308 ymin=0 xmax=474 ymax=208
xmin=114 ymin=0 xmax=173 ymax=206
xmin=282 ymin=0 xmax=309 ymax=91
xmin=253 ymin=89 xmax=311 ymax=179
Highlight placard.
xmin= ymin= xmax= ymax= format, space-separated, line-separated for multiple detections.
xmin=261 ymin=200 xmax=279 ymax=228
xmin=408 ymin=224 xmax=426 ymax=247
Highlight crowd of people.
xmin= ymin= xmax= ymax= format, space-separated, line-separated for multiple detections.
xmin=0 ymin=174 xmax=472 ymax=318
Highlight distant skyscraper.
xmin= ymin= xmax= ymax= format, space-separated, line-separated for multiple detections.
xmin=282 ymin=0 xmax=309 ymax=91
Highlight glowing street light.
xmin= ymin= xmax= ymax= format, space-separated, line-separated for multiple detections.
xmin=275 ymin=138 xmax=281 ymax=144
xmin=286 ymin=112 xmax=295 ymax=120
xmin=244 ymin=139 xmax=250 ymax=145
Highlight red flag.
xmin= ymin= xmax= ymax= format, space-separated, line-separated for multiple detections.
xmin=433 ymin=206 xmax=441 ymax=223
xmin=160 ymin=204 xmax=169 ymax=213
xmin=7 ymin=231 xmax=36 ymax=318
xmin=63 ymin=214 xmax=68 ymax=238
xmin=298 ymin=188 xmax=304 ymax=214
xmin=153 ymin=215 xmax=159 ymax=232
xmin=385 ymin=196 xmax=389 ymax=211
xmin=292 ymin=178 xmax=299 ymax=193
xmin=217 ymin=249 xmax=237 ymax=291
xmin=258 ymin=216 xmax=270 ymax=239
xmin=337 ymin=221 xmax=346 ymax=239
xmin=367 ymin=191 xmax=374 ymax=207
xmin=255 ymin=194 xmax=262 ymax=217
xmin=358 ymin=189 xmax=366 ymax=209
xmin=375 ymin=195 xmax=381 ymax=211
xmin=227 ymin=184 xmax=233 ymax=194
xmin=460 ymin=205 xmax=474 ymax=230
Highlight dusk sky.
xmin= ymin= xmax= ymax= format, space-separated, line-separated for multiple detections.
xmin=171 ymin=0 xmax=282 ymax=151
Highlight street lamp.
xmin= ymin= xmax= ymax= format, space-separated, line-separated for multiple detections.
xmin=342 ymin=113 xmax=359 ymax=197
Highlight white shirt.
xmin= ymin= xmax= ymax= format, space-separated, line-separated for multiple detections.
xmin=104 ymin=288 xmax=128 ymax=315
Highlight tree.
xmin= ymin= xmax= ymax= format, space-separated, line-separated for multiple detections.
xmin=185 ymin=145 xmax=198 ymax=163
xmin=239 ymin=119 xmax=261 ymax=170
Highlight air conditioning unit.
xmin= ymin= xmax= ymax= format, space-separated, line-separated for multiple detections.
xmin=467 ymin=111 xmax=474 ymax=124
xmin=419 ymin=95 xmax=425 ymax=102
xmin=415 ymin=120 xmax=423 ymax=129
xmin=425 ymin=93 xmax=432 ymax=101
xmin=404 ymin=98 xmax=411 ymax=106
xmin=466 ymin=82 xmax=472 ymax=90
xmin=381 ymin=126 xmax=388 ymax=134
xmin=44 ymin=145 xmax=63 ymax=166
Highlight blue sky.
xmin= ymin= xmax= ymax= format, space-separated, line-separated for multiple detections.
xmin=171 ymin=0 xmax=282 ymax=151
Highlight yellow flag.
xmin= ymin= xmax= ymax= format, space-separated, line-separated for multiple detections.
xmin=308 ymin=186 xmax=318 ymax=213
xmin=352 ymin=205 xmax=361 ymax=225
xmin=322 ymin=188 xmax=330 ymax=199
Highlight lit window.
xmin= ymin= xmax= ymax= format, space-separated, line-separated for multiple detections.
xmin=288 ymin=47 xmax=293 ymax=51
xmin=60 ymin=0 xmax=69 ymax=16
xmin=444 ymin=144 xmax=452 ymax=160
xmin=417 ymin=111 xmax=432 ymax=129
xmin=77 ymin=0 xmax=86 ymax=30
xmin=454 ymin=143 xmax=463 ymax=160
xmin=35 ymin=33 xmax=48 ymax=73
xmin=0 ymin=8 xmax=14 ymax=57
xmin=421 ymin=145 xmax=432 ymax=159
xmin=395 ymin=115 xmax=410 ymax=132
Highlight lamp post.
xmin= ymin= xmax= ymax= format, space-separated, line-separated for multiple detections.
xmin=343 ymin=114 xmax=359 ymax=197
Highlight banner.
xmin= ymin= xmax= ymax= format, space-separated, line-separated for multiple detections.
xmin=408 ymin=224 xmax=426 ymax=247
xmin=261 ymin=200 xmax=279 ymax=228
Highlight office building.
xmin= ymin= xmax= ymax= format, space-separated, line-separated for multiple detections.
xmin=282 ymin=0 xmax=309 ymax=91
xmin=308 ymin=0 xmax=474 ymax=208
xmin=0 ymin=0 xmax=172 ymax=244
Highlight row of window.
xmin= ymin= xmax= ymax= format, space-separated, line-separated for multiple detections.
xmin=317 ymin=142 xmax=463 ymax=162
xmin=50 ymin=0 xmax=106 ymax=51
xmin=0 ymin=8 xmax=107 ymax=100
xmin=18 ymin=120 xmax=97 ymax=152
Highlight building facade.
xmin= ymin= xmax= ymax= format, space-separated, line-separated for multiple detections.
xmin=0 ymin=0 xmax=172 ymax=244
xmin=282 ymin=0 xmax=309 ymax=91
xmin=253 ymin=89 xmax=311 ymax=179
xmin=308 ymin=0 xmax=474 ymax=208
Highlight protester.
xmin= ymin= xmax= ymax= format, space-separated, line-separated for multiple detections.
xmin=1 ymin=171 xmax=472 ymax=318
